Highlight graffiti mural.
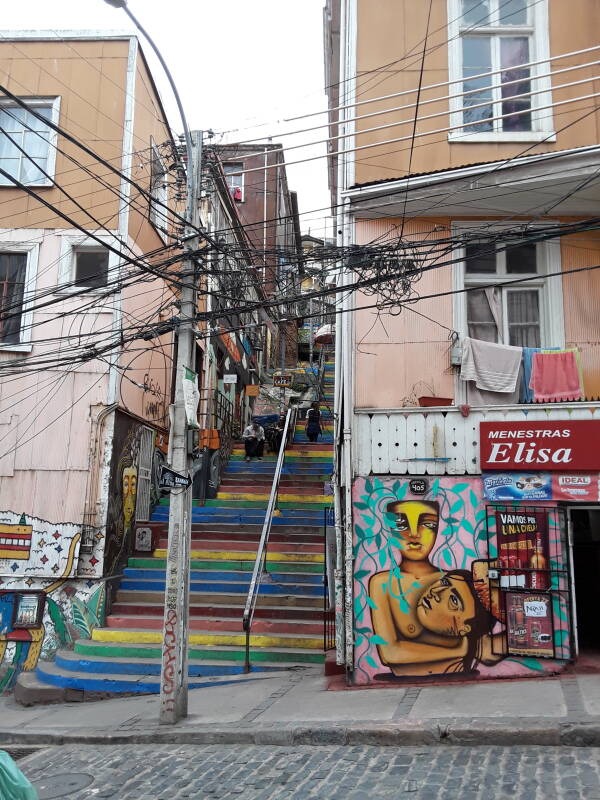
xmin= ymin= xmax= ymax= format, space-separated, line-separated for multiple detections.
xmin=353 ymin=476 xmax=570 ymax=684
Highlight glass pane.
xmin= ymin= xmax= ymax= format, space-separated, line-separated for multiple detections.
xmin=507 ymin=290 xmax=540 ymax=347
xmin=0 ymin=133 xmax=20 ymax=161
xmin=28 ymin=106 xmax=52 ymax=131
xmin=465 ymin=242 xmax=497 ymax=273
xmin=501 ymin=37 xmax=531 ymax=131
xmin=467 ymin=289 xmax=499 ymax=342
xmin=506 ymin=242 xmax=537 ymax=273
xmin=462 ymin=36 xmax=493 ymax=132
xmin=20 ymin=157 xmax=47 ymax=185
xmin=499 ymin=0 xmax=528 ymax=24
xmin=0 ymin=253 xmax=26 ymax=344
xmin=461 ymin=0 xmax=491 ymax=25
xmin=0 ymin=158 xmax=20 ymax=183
xmin=74 ymin=250 xmax=109 ymax=289
xmin=23 ymin=131 xmax=48 ymax=160
xmin=0 ymin=107 xmax=26 ymax=128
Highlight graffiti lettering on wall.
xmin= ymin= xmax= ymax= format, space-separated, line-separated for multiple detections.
xmin=143 ymin=372 xmax=167 ymax=425
xmin=352 ymin=477 xmax=570 ymax=684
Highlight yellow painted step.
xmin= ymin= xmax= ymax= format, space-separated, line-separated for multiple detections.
xmin=154 ymin=548 xmax=324 ymax=563
xmin=92 ymin=628 xmax=322 ymax=649
xmin=216 ymin=492 xmax=329 ymax=505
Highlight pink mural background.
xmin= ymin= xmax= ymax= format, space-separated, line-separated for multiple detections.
xmin=352 ymin=476 xmax=571 ymax=685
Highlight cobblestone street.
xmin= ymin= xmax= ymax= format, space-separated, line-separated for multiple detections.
xmin=17 ymin=743 xmax=600 ymax=799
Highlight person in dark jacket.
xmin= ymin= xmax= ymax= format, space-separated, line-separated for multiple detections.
xmin=305 ymin=401 xmax=322 ymax=443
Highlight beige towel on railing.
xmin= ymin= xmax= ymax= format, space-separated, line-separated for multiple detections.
xmin=460 ymin=336 xmax=523 ymax=393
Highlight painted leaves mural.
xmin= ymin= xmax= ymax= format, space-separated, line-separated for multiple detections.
xmin=352 ymin=477 xmax=570 ymax=684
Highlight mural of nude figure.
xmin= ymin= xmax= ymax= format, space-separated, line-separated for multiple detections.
xmin=368 ymin=500 xmax=503 ymax=677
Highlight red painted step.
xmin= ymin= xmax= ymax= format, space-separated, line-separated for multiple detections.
xmin=105 ymin=615 xmax=323 ymax=636
xmin=217 ymin=485 xmax=324 ymax=496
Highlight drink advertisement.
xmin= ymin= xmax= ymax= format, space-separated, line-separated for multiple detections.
xmin=483 ymin=472 xmax=599 ymax=502
xmin=505 ymin=592 xmax=554 ymax=658
xmin=495 ymin=509 xmax=549 ymax=590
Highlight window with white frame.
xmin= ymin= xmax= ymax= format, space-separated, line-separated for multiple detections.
xmin=0 ymin=98 xmax=60 ymax=186
xmin=447 ymin=0 xmax=553 ymax=141
xmin=149 ymin=143 xmax=168 ymax=232
xmin=459 ymin=236 xmax=561 ymax=349
xmin=223 ymin=163 xmax=244 ymax=201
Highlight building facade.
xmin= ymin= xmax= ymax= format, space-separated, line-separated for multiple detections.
xmin=325 ymin=0 xmax=600 ymax=683
xmin=0 ymin=32 xmax=181 ymax=690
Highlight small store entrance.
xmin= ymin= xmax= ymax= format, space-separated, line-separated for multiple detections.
xmin=569 ymin=506 xmax=600 ymax=651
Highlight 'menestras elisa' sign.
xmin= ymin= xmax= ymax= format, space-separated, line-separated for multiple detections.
xmin=480 ymin=420 xmax=600 ymax=471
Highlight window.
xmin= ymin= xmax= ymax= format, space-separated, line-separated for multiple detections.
xmin=149 ymin=143 xmax=168 ymax=231
xmin=73 ymin=247 xmax=109 ymax=290
xmin=460 ymin=236 xmax=559 ymax=349
xmin=448 ymin=0 xmax=553 ymax=141
xmin=223 ymin=163 xmax=244 ymax=201
xmin=0 ymin=252 xmax=27 ymax=344
xmin=0 ymin=98 xmax=59 ymax=186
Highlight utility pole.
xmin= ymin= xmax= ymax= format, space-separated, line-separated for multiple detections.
xmin=102 ymin=0 xmax=203 ymax=725
xmin=159 ymin=130 xmax=202 ymax=724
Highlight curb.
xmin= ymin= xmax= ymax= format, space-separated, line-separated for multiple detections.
xmin=2 ymin=720 xmax=600 ymax=748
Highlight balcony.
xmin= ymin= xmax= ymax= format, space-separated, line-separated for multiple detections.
xmin=354 ymin=402 xmax=600 ymax=476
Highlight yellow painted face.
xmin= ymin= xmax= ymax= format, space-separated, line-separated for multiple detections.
xmin=387 ymin=501 xmax=439 ymax=562
xmin=122 ymin=466 xmax=138 ymax=529
xmin=416 ymin=575 xmax=476 ymax=637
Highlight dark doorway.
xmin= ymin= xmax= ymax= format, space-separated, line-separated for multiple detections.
xmin=571 ymin=508 xmax=600 ymax=649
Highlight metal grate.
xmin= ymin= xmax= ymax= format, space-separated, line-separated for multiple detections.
xmin=135 ymin=426 xmax=155 ymax=521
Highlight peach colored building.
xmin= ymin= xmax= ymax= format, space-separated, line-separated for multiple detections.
xmin=325 ymin=1 xmax=600 ymax=684
xmin=0 ymin=32 xmax=181 ymax=691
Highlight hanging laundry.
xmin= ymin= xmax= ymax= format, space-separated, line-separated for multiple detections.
xmin=460 ymin=337 xmax=523 ymax=406
xmin=521 ymin=347 xmax=559 ymax=403
xmin=529 ymin=348 xmax=584 ymax=402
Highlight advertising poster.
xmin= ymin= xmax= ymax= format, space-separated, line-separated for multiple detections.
xmin=483 ymin=472 xmax=599 ymax=502
xmin=495 ymin=509 xmax=549 ymax=590
xmin=506 ymin=592 xmax=554 ymax=658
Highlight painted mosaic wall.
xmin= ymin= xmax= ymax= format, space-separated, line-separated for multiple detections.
xmin=352 ymin=476 xmax=570 ymax=685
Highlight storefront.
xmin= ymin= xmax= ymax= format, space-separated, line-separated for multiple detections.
xmin=351 ymin=417 xmax=599 ymax=685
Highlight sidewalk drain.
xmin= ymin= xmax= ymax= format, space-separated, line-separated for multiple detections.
xmin=403 ymin=780 xmax=419 ymax=792
xmin=34 ymin=772 xmax=94 ymax=799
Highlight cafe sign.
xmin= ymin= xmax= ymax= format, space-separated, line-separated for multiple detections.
xmin=480 ymin=420 xmax=600 ymax=471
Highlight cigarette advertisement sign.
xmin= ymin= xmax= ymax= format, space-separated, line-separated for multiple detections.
xmin=505 ymin=592 xmax=554 ymax=658
xmin=483 ymin=472 xmax=600 ymax=502
xmin=495 ymin=509 xmax=549 ymax=590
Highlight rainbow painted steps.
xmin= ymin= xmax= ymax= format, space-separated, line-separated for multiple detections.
xmin=30 ymin=427 xmax=334 ymax=696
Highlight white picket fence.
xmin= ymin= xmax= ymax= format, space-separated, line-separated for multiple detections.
xmin=355 ymin=404 xmax=600 ymax=476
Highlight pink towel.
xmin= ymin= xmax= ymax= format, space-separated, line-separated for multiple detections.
xmin=529 ymin=350 xmax=583 ymax=402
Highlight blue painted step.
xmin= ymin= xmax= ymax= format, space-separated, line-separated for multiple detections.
xmin=123 ymin=568 xmax=323 ymax=585
xmin=120 ymin=578 xmax=322 ymax=596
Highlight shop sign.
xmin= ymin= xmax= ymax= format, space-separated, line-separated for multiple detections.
xmin=480 ymin=420 xmax=600 ymax=471
xmin=483 ymin=472 xmax=600 ymax=502
xmin=409 ymin=478 xmax=428 ymax=495
xmin=495 ymin=509 xmax=549 ymax=590
xmin=505 ymin=592 xmax=554 ymax=658
xmin=273 ymin=373 xmax=292 ymax=388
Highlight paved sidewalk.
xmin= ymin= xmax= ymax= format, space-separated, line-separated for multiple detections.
xmin=2 ymin=667 xmax=600 ymax=749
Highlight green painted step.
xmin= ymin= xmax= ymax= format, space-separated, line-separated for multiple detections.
xmin=74 ymin=640 xmax=324 ymax=664
xmin=128 ymin=557 xmax=323 ymax=574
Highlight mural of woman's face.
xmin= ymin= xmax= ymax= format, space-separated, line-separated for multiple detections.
xmin=122 ymin=466 xmax=138 ymax=528
xmin=416 ymin=575 xmax=476 ymax=637
xmin=387 ymin=501 xmax=439 ymax=562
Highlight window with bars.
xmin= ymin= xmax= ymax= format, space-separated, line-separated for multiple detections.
xmin=463 ymin=240 xmax=543 ymax=348
xmin=0 ymin=100 xmax=58 ymax=185
xmin=0 ymin=252 xmax=27 ymax=344
xmin=448 ymin=0 xmax=553 ymax=141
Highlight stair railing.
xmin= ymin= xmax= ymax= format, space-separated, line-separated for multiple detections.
xmin=242 ymin=405 xmax=297 ymax=672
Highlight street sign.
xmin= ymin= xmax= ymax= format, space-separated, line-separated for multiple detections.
xmin=159 ymin=465 xmax=192 ymax=489
xmin=273 ymin=373 xmax=292 ymax=388
xmin=223 ymin=373 xmax=237 ymax=384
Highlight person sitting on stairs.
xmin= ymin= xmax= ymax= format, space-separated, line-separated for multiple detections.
xmin=242 ymin=421 xmax=265 ymax=461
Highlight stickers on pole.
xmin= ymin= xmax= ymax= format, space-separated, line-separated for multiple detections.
xmin=182 ymin=366 xmax=199 ymax=429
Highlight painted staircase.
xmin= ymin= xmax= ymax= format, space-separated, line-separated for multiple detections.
xmin=24 ymin=364 xmax=335 ymax=696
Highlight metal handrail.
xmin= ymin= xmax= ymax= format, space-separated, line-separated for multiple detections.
xmin=242 ymin=405 xmax=297 ymax=672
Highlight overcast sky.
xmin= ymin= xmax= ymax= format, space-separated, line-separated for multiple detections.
xmin=1 ymin=0 xmax=332 ymax=237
